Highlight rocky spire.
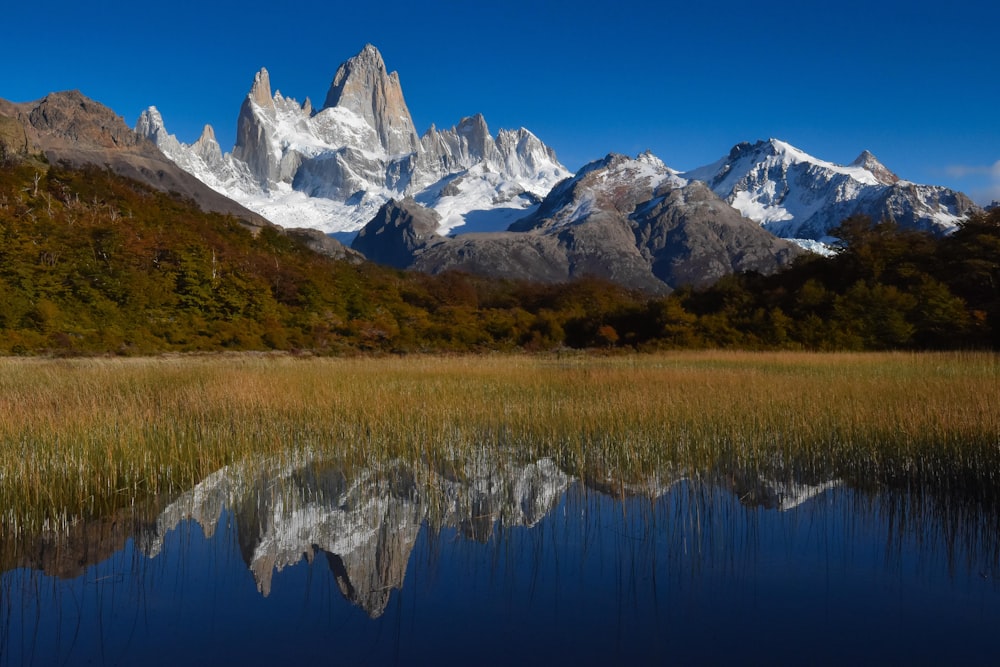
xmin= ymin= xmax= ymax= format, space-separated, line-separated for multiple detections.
xmin=455 ymin=114 xmax=495 ymax=161
xmin=322 ymin=44 xmax=419 ymax=156
xmin=191 ymin=124 xmax=224 ymax=168
xmin=248 ymin=68 xmax=275 ymax=110
xmin=134 ymin=106 xmax=167 ymax=143
xmin=234 ymin=68 xmax=280 ymax=186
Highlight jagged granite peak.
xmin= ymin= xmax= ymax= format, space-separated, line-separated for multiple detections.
xmin=233 ymin=69 xmax=280 ymax=187
xmin=136 ymin=46 xmax=567 ymax=234
xmin=456 ymin=113 xmax=496 ymax=161
xmin=248 ymin=68 xmax=275 ymax=110
xmin=322 ymin=44 xmax=419 ymax=156
xmin=851 ymin=149 xmax=899 ymax=185
xmin=684 ymin=138 xmax=981 ymax=239
xmin=139 ymin=104 xmax=252 ymax=193
xmin=134 ymin=105 xmax=169 ymax=145
xmin=191 ymin=124 xmax=224 ymax=169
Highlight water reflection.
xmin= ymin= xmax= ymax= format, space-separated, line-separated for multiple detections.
xmin=2 ymin=457 xmax=999 ymax=665
xmin=146 ymin=457 xmax=572 ymax=616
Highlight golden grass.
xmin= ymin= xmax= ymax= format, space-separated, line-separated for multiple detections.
xmin=0 ymin=351 xmax=997 ymax=534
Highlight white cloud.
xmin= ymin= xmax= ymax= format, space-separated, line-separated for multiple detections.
xmin=944 ymin=160 xmax=1000 ymax=179
xmin=944 ymin=160 xmax=1000 ymax=205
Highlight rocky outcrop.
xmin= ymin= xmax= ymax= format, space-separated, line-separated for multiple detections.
xmin=352 ymin=198 xmax=445 ymax=269
xmin=26 ymin=90 xmax=145 ymax=151
xmin=634 ymin=180 xmax=803 ymax=288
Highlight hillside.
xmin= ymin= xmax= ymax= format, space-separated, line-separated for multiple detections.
xmin=0 ymin=153 xmax=996 ymax=354
xmin=0 ymin=158 xmax=652 ymax=354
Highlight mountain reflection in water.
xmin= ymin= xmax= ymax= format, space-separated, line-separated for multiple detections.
xmin=146 ymin=456 xmax=573 ymax=617
xmin=2 ymin=456 xmax=999 ymax=665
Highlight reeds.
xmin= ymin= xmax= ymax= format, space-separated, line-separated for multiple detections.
xmin=0 ymin=351 xmax=997 ymax=535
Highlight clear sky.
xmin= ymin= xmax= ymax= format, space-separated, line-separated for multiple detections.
xmin=4 ymin=0 xmax=999 ymax=203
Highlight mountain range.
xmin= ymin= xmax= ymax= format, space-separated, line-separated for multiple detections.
xmin=1 ymin=44 xmax=982 ymax=295
xmin=136 ymin=44 xmax=568 ymax=237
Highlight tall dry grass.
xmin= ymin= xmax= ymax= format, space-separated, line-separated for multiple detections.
xmin=0 ymin=351 xmax=996 ymax=534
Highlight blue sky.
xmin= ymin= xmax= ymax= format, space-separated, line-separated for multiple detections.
xmin=5 ymin=0 xmax=999 ymax=203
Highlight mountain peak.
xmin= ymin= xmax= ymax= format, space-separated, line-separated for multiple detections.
xmin=196 ymin=124 xmax=216 ymax=144
xmin=27 ymin=90 xmax=144 ymax=151
xmin=358 ymin=43 xmax=385 ymax=67
xmin=851 ymin=149 xmax=899 ymax=185
xmin=135 ymin=106 xmax=166 ymax=141
xmin=249 ymin=68 xmax=274 ymax=110
xmin=686 ymin=138 xmax=977 ymax=239
xmin=322 ymin=44 xmax=418 ymax=155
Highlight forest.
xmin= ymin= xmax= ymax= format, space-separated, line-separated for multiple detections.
xmin=0 ymin=157 xmax=997 ymax=355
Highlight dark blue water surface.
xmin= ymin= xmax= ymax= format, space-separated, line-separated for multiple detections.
xmin=2 ymin=461 xmax=999 ymax=666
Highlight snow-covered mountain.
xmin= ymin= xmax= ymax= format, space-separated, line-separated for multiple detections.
xmin=136 ymin=45 xmax=568 ymax=236
xmin=684 ymin=139 xmax=981 ymax=240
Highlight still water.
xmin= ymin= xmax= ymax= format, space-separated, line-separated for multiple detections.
xmin=2 ymin=457 xmax=999 ymax=666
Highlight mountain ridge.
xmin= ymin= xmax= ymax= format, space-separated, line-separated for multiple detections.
xmin=683 ymin=138 xmax=980 ymax=240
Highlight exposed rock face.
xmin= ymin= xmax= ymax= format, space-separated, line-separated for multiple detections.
xmin=354 ymin=152 xmax=803 ymax=293
xmin=191 ymin=124 xmax=225 ymax=171
xmin=3 ymin=91 xmax=271 ymax=229
xmin=322 ymin=44 xmax=420 ymax=156
xmin=27 ymin=90 xmax=144 ymax=150
xmin=352 ymin=197 xmax=445 ymax=269
xmin=232 ymin=67 xmax=311 ymax=189
xmin=635 ymin=180 xmax=803 ymax=287
xmin=140 ymin=45 xmax=569 ymax=235
xmin=684 ymin=138 xmax=981 ymax=239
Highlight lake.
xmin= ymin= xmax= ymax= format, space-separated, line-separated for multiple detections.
xmin=2 ymin=456 xmax=999 ymax=666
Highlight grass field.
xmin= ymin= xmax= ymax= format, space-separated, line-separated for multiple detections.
xmin=0 ymin=351 xmax=997 ymax=534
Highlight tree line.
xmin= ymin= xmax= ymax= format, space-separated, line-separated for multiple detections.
xmin=0 ymin=159 xmax=996 ymax=355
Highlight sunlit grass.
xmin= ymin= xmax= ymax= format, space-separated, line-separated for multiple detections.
xmin=0 ymin=351 xmax=997 ymax=535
